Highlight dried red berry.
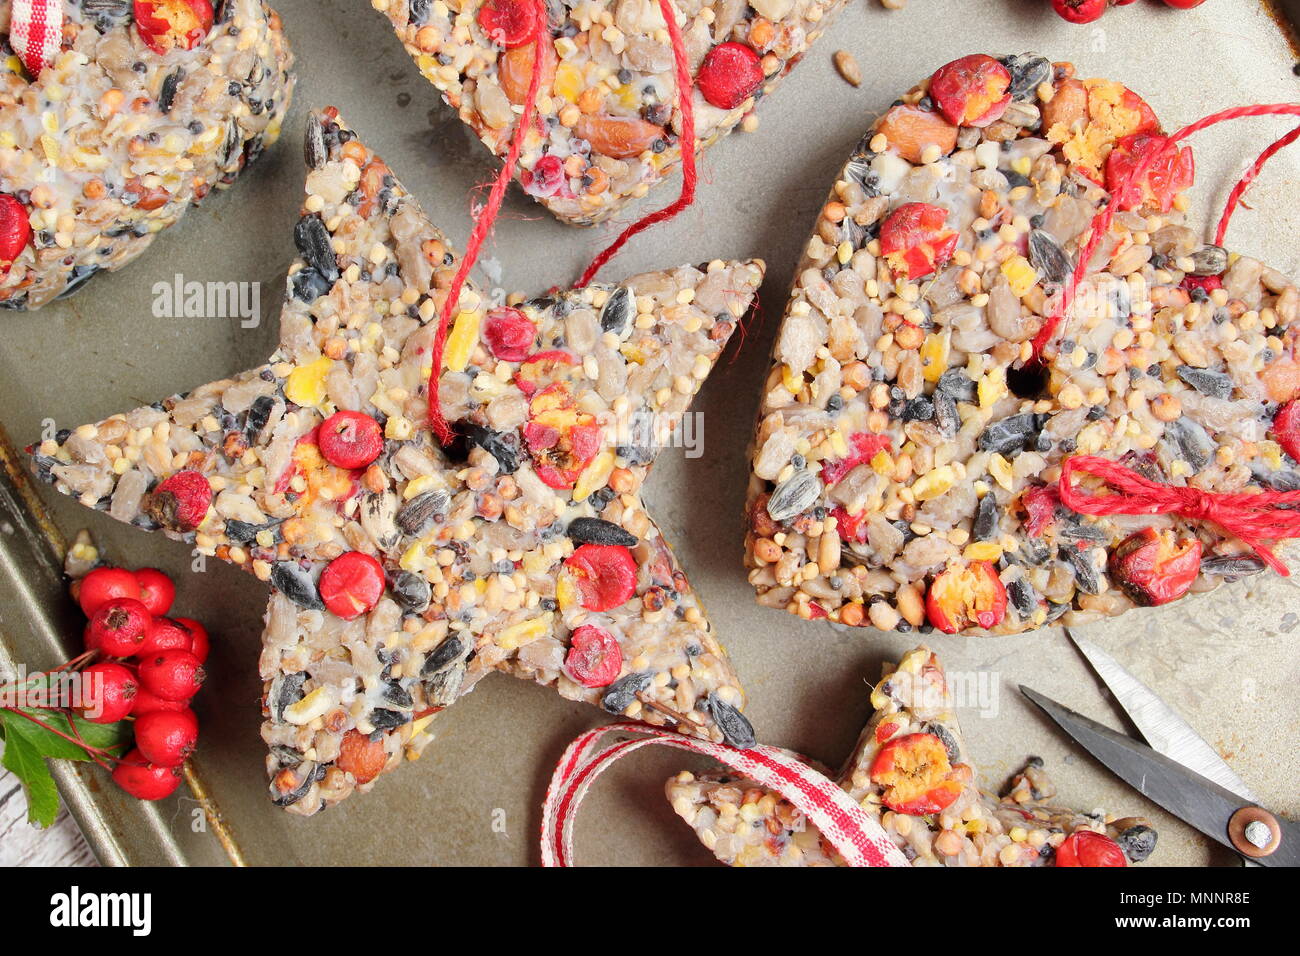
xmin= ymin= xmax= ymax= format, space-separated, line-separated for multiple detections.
xmin=696 ymin=42 xmax=764 ymax=111
xmin=112 ymin=748 xmax=183 ymax=801
xmin=79 ymin=662 xmax=138 ymax=724
xmin=89 ymin=597 xmax=154 ymax=658
xmin=133 ymin=0 xmax=214 ymax=54
xmin=821 ymin=432 xmax=892 ymax=486
xmin=1055 ymin=830 xmax=1128 ymax=866
xmin=522 ymin=154 xmax=567 ymax=198
xmin=1161 ymin=0 xmax=1205 ymax=8
xmin=564 ymin=624 xmax=623 ymax=687
xmin=515 ymin=350 xmax=576 ymax=397
xmin=173 ymin=616 xmax=210 ymax=663
xmin=133 ymin=567 xmax=175 ymax=616
xmin=318 ymin=410 xmax=384 ymax=470
xmin=1273 ymin=401 xmax=1300 ymax=462
xmin=880 ymin=202 xmax=958 ymax=280
xmin=929 ymin=55 xmax=1011 ymax=128
xmin=145 ymin=470 xmax=213 ymax=532
xmin=1021 ymin=485 xmax=1061 ymax=537
xmin=926 ymin=562 xmax=1008 ymax=633
xmin=137 ymin=617 xmax=194 ymax=657
xmin=564 ymin=544 xmax=638 ymax=612
xmin=476 ymin=0 xmax=540 ymax=48
xmin=1051 ymin=0 xmax=1107 ymax=23
xmin=523 ymin=383 xmax=602 ymax=489
xmin=138 ymin=649 xmax=205 ymax=701
xmin=1109 ymin=528 xmax=1202 ymax=606
xmin=134 ymin=708 xmax=199 ymax=767
xmin=319 ymin=551 xmax=386 ymax=620
xmin=1181 ymin=273 xmax=1222 ymax=295
xmin=483 ymin=307 xmax=538 ymax=361
xmin=0 ymin=193 xmax=32 ymax=273
xmin=1105 ymin=132 xmax=1195 ymax=213
xmin=869 ymin=732 xmax=965 ymax=815
xmin=76 ymin=566 xmax=142 ymax=616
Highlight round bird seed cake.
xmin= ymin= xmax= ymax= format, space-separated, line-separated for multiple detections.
xmin=0 ymin=0 xmax=294 ymax=308
xmin=744 ymin=53 xmax=1300 ymax=636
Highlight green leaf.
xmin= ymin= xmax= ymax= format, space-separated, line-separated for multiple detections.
xmin=3 ymin=709 xmax=127 ymax=761
xmin=0 ymin=727 xmax=60 ymax=828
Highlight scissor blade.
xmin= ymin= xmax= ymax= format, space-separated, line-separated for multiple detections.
xmin=1020 ymin=686 xmax=1300 ymax=867
xmin=1066 ymin=631 xmax=1257 ymax=802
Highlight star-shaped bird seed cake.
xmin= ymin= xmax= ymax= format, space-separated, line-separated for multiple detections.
xmin=31 ymin=107 xmax=762 ymax=815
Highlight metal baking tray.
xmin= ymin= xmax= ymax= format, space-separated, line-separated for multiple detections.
xmin=2 ymin=0 xmax=1298 ymax=866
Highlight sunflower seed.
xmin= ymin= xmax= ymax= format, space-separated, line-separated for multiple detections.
xmin=707 ymin=693 xmax=756 ymax=748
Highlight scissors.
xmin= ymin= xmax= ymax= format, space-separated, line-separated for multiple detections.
xmin=1020 ymin=629 xmax=1298 ymax=867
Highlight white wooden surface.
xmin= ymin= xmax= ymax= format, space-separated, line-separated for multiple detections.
xmin=0 ymin=759 xmax=97 ymax=867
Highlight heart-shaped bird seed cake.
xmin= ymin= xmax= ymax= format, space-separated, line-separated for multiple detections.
xmin=31 ymin=108 xmax=761 ymax=814
xmin=372 ymin=0 xmax=847 ymax=225
xmin=745 ymin=53 xmax=1300 ymax=636
xmin=667 ymin=645 xmax=1158 ymax=866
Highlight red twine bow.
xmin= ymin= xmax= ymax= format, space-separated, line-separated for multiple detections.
xmin=540 ymin=723 xmax=911 ymax=867
xmin=1030 ymin=103 xmax=1300 ymax=362
xmin=1059 ymin=455 xmax=1300 ymax=577
xmin=9 ymin=0 xmax=63 ymax=77
xmin=426 ymin=0 xmax=698 ymax=444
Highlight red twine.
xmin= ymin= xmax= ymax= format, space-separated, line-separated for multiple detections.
xmin=540 ymin=722 xmax=910 ymax=867
xmin=1030 ymin=103 xmax=1300 ymax=362
xmin=9 ymin=0 xmax=63 ymax=77
xmin=426 ymin=0 xmax=698 ymax=443
xmin=1059 ymin=455 xmax=1300 ymax=577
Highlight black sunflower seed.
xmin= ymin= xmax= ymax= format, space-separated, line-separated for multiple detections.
xmin=421 ymin=635 xmax=466 ymax=678
xmin=1200 ymin=555 xmax=1267 ymax=577
xmin=1007 ymin=577 xmax=1038 ymax=617
xmin=977 ymin=413 xmax=1046 ymax=457
xmin=369 ymin=708 xmax=410 ymax=731
xmin=1063 ymin=547 xmax=1102 ymax=595
xmin=1028 ymin=229 xmax=1072 ymax=285
xmin=599 ymin=286 xmax=633 ymax=335
xmin=270 ymin=561 xmax=324 ymax=610
xmin=922 ymin=721 xmax=961 ymax=763
xmin=391 ymin=570 xmax=431 ymax=613
xmin=273 ymin=672 xmax=306 ymax=722
xmin=382 ymin=681 xmax=414 ymax=709
xmin=294 ymin=214 xmax=339 ymax=282
xmin=566 ymin=517 xmax=638 ymax=547
xmin=707 ymin=694 xmax=756 ymax=749
xmin=159 ymin=69 xmax=184 ymax=114
xmin=1116 ymin=824 xmax=1158 ymax=863
xmin=397 ymin=490 xmax=450 ymax=537
xmin=1175 ymin=365 xmax=1234 ymax=400
xmin=304 ymin=112 xmax=327 ymax=169
xmin=601 ymin=672 xmax=651 ymax=713
xmin=973 ymin=493 xmax=999 ymax=542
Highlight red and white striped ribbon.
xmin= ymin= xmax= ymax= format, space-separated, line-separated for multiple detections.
xmin=9 ymin=0 xmax=63 ymax=77
xmin=541 ymin=722 xmax=911 ymax=867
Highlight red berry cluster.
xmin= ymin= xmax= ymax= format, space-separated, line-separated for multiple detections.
xmin=1051 ymin=0 xmax=1204 ymax=24
xmin=1051 ymin=0 xmax=1204 ymax=23
xmin=75 ymin=566 xmax=210 ymax=801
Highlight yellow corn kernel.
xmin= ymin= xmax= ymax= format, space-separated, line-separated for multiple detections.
xmin=978 ymin=367 xmax=1006 ymax=408
xmin=556 ymin=575 xmax=579 ymax=610
xmin=284 ymin=356 xmax=334 ymax=408
xmin=911 ymin=465 xmax=955 ymax=501
xmin=871 ymin=449 xmax=893 ymax=474
xmin=920 ymin=330 xmax=951 ymax=384
xmin=1261 ymin=440 xmax=1283 ymax=471
xmin=573 ymin=451 xmax=615 ymax=502
xmin=400 ymin=541 xmax=432 ymax=573
xmin=553 ymin=63 xmax=583 ymax=103
xmin=403 ymin=474 xmax=443 ymax=500
xmin=1001 ymin=255 xmax=1038 ymax=297
xmin=781 ymin=364 xmax=802 ymax=394
xmin=827 ymin=429 xmax=849 ymax=459
xmin=963 ymin=541 xmax=1004 ymax=562
xmin=443 ymin=310 xmax=481 ymax=372
xmin=989 ymin=453 xmax=1014 ymax=492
